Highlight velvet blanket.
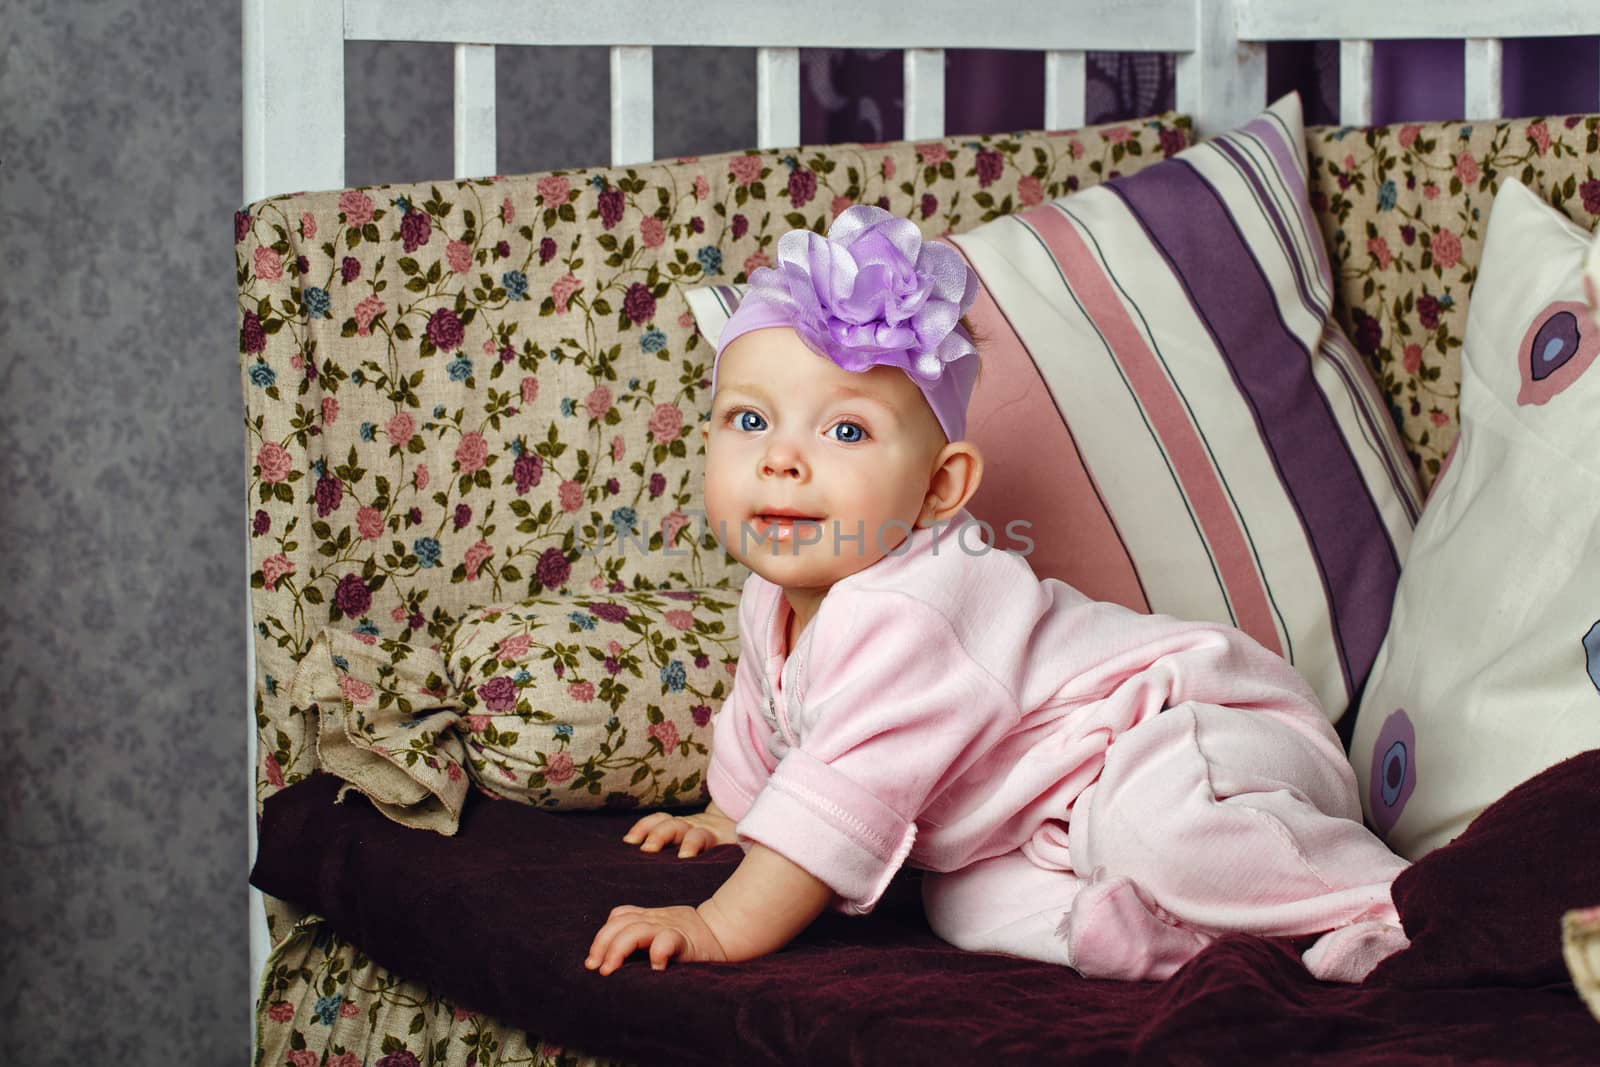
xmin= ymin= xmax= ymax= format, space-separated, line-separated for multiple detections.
xmin=252 ymin=752 xmax=1600 ymax=1065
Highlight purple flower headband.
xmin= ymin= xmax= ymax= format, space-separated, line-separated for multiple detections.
xmin=712 ymin=205 xmax=981 ymax=441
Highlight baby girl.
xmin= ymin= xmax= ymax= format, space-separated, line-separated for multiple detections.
xmin=585 ymin=206 xmax=1410 ymax=982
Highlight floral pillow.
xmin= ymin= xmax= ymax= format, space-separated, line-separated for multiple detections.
xmin=280 ymin=583 xmax=742 ymax=832
xmin=444 ymin=587 xmax=739 ymax=809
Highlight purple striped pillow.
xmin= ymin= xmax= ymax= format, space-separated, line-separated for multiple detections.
xmin=951 ymin=93 xmax=1420 ymax=727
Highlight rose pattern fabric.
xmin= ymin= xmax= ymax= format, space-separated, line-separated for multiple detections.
xmin=1305 ymin=115 xmax=1600 ymax=487
xmin=256 ymin=917 xmax=612 ymax=1067
xmin=445 ymin=591 xmax=738 ymax=810
xmin=240 ymin=116 xmax=1193 ymax=1065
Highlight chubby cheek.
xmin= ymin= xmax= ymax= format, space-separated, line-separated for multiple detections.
xmin=701 ymin=445 xmax=747 ymax=547
xmin=835 ymin=461 xmax=924 ymax=538
xmin=701 ymin=479 xmax=733 ymax=533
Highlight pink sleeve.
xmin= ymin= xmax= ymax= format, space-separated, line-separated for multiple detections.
xmin=735 ymin=591 xmax=1015 ymax=914
xmin=705 ymin=578 xmax=779 ymax=822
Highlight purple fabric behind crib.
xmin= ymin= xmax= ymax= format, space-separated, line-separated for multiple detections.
xmin=253 ymin=752 xmax=1600 ymax=1066
xmin=799 ymin=41 xmax=1600 ymax=143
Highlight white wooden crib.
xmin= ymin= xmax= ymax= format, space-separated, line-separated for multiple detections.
xmin=241 ymin=0 xmax=1600 ymax=1035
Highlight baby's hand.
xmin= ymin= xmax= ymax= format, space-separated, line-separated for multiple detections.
xmin=623 ymin=807 xmax=737 ymax=858
xmin=585 ymin=904 xmax=728 ymax=975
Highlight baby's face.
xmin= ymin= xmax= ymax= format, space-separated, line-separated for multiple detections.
xmin=704 ymin=326 xmax=948 ymax=593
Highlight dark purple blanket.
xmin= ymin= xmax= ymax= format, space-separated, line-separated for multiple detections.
xmin=253 ymin=753 xmax=1600 ymax=1065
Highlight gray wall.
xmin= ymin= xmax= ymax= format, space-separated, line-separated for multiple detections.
xmin=0 ymin=5 xmax=753 ymax=1060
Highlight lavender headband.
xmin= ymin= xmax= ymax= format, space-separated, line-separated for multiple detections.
xmin=712 ymin=205 xmax=981 ymax=441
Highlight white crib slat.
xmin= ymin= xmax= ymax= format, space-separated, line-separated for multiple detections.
xmin=903 ymin=49 xmax=946 ymax=140
xmin=1339 ymin=40 xmax=1374 ymax=126
xmin=757 ymin=47 xmax=801 ymax=149
xmin=1463 ymin=38 xmax=1504 ymax=119
xmin=454 ymin=45 xmax=497 ymax=179
xmin=242 ymin=0 xmax=348 ymax=1037
xmin=242 ymin=0 xmax=345 ymax=201
xmin=610 ymin=46 xmax=655 ymax=166
xmin=1044 ymin=50 xmax=1087 ymax=131
xmin=1175 ymin=0 xmax=1267 ymax=138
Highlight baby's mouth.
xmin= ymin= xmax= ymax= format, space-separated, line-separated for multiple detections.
xmin=750 ymin=512 xmax=824 ymax=542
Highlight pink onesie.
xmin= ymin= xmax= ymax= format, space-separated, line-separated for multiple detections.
xmin=707 ymin=511 xmax=1410 ymax=982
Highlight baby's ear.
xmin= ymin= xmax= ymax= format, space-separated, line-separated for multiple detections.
xmin=918 ymin=441 xmax=984 ymax=527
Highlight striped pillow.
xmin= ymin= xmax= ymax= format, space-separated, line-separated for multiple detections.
xmin=688 ymin=94 xmax=1420 ymax=727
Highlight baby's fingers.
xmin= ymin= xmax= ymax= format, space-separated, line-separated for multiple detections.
xmin=676 ymin=826 xmax=715 ymax=859
xmin=648 ymin=928 xmax=688 ymax=971
xmin=590 ymin=920 xmax=662 ymax=976
xmin=638 ymin=818 xmax=688 ymax=853
xmin=585 ymin=906 xmax=640 ymax=969
xmin=622 ymin=812 xmax=673 ymax=845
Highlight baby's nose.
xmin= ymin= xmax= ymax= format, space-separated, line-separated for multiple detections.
xmin=759 ymin=442 xmax=807 ymax=479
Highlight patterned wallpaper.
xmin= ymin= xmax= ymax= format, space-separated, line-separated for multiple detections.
xmin=1 ymin=3 xmax=250 ymax=1061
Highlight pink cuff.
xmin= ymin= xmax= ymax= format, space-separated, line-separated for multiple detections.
xmin=735 ymin=748 xmax=917 ymax=914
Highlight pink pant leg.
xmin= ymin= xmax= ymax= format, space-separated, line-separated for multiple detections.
xmin=922 ymin=847 xmax=1084 ymax=966
xmin=1066 ymin=701 xmax=1410 ymax=980
xmin=922 ymin=845 xmax=1221 ymax=977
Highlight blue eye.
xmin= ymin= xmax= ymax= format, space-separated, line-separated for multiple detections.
xmin=830 ymin=422 xmax=866 ymax=443
xmin=736 ymin=411 xmax=766 ymax=432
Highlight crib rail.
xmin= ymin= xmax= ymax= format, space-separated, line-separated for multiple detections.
xmin=243 ymin=0 xmax=1600 ymax=203
xmin=245 ymin=0 xmax=1600 ymax=207
xmin=244 ymin=0 xmax=1197 ymax=202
